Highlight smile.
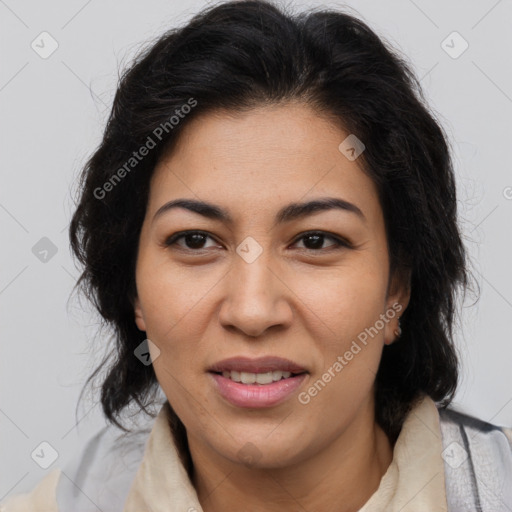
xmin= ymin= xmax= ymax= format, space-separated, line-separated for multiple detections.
xmin=209 ymin=370 xmax=307 ymax=408
xmin=208 ymin=356 xmax=309 ymax=408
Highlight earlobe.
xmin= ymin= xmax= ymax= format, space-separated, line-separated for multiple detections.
xmin=384 ymin=309 xmax=404 ymax=346
xmin=134 ymin=297 xmax=147 ymax=332
xmin=384 ymin=268 xmax=411 ymax=345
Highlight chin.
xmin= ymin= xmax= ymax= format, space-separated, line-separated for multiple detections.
xmin=213 ymin=433 xmax=310 ymax=470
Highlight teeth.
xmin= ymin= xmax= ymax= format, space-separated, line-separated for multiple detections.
xmin=241 ymin=371 xmax=256 ymax=384
xmin=256 ymin=372 xmax=274 ymax=384
xmin=221 ymin=370 xmax=293 ymax=384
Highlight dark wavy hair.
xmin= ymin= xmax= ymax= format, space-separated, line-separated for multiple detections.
xmin=70 ymin=0 xmax=473 ymax=442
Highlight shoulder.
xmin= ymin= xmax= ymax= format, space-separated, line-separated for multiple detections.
xmin=437 ymin=404 xmax=512 ymax=510
xmin=0 ymin=469 xmax=61 ymax=512
xmin=0 ymin=415 xmax=155 ymax=512
xmin=438 ymin=405 xmax=512 ymax=462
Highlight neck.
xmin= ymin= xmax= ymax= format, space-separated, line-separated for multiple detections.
xmin=188 ymin=406 xmax=394 ymax=512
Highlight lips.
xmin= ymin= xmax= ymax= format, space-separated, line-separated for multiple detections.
xmin=209 ymin=356 xmax=307 ymax=374
xmin=208 ymin=356 xmax=308 ymax=408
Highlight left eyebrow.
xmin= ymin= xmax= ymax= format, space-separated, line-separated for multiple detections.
xmin=152 ymin=196 xmax=366 ymax=224
xmin=275 ymin=197 xmax=366 ymax=224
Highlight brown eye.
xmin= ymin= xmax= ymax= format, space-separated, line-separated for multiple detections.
xmin=165 ymin=231 xmax=220 ymax=251
xmin=292 ymin=231 xmax=350 ymax=251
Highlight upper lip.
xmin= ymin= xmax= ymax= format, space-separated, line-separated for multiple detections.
xmin=209 ymin=356 xmax=307 ymax=374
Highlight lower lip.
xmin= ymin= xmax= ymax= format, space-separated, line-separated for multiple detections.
xmin=209 ymin=372 xmax=307 ymax=408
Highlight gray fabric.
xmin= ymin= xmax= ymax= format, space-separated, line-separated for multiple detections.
xmin=439 ymin=407 xmax=512 ymax=511
xmin=55 ymin=420 xmax=151 ymax=511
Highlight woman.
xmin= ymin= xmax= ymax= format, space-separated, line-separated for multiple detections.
xmin=2 ymin=0 xmax=511 ymax=510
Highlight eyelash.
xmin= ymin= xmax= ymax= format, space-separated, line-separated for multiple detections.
xmin=164 ymin=230 xmax=352 ymax=253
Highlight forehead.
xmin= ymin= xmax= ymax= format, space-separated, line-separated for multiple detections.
xmin=148 ymin=103 xmax=381 ymax=224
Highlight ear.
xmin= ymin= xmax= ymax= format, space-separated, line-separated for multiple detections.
xmin=383 ymin=267 xmax=411 ymax=345
xmin=134 ymin=296 xmax=147 ymax=332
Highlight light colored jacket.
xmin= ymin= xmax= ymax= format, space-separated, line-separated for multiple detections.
xmin=2 ymin=395 xmax=511 ymax=511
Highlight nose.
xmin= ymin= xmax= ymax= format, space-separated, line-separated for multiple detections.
xmin=218 ymin=251 xmax=293 ymax=338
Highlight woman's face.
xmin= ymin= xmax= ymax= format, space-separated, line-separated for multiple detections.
xmin=134 ymin=103 xmax=409 ymax=469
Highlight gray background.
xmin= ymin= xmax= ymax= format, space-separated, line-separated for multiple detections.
xmin=1 ymin=0 xmax=511 ymax=500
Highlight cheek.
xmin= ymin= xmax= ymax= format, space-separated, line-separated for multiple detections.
xmin=291 ymin=260 xmax=388 ymax=340
xmin=135 ymin=262 xmax=225 ymax=410
xmin=292 ymin=258 xmax=388 ymax=405
xmin=136 ymin=255 xmax=216 ymax=339
xmin=300 ymin=271 xmax=386 ymax=423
